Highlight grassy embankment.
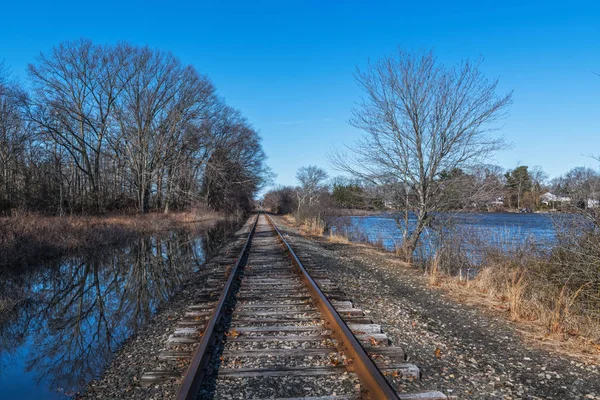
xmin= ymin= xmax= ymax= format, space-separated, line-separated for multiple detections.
xmin=0 ymin=210 xmax=221 ymax=269
xmin=284 ymin=213 xmax=600 ymax=361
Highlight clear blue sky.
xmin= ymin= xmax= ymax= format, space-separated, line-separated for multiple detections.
xmin=1 ymin=1 xmax=599 ymax=190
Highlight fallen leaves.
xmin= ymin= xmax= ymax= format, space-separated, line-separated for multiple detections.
xmin=226 ymin=329 xmax=240 ymax=338
xmin=329 ymin=355 xmax=342 ymax=366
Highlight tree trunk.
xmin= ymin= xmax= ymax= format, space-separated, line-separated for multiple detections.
xmin=400 ymin=208 xmax=428 ymax=263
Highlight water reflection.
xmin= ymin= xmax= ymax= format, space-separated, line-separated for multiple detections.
xmin=0 ymin=219 xmax=241 ymax=399
xmin=329 ymin=212 xmax=562 ymax=262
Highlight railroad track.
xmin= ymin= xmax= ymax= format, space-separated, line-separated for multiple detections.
xmin=142 ymin=213 xmax=446 ymax=399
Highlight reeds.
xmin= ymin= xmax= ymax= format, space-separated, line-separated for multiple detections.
xmin=0 ymin=211 xmax=219 ymax=269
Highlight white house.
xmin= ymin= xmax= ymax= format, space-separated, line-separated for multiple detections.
xmin=489 ymin=196 xmax=505 ymax=206
xmin=540 ymin=192 xmax=571 ymax=205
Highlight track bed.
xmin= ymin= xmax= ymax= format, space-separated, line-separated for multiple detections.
xmin=142 ymin=214 xmax=446 ymax=400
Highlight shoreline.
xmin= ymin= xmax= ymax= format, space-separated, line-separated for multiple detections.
xmin=287 ymin=215 xmax=598 ymax=363
xmin=274 ymin=215 xmax=600 ymax=399
xmin=79 ymin=216 xmax=255 ymax=399
xmin=0 ymin=211 xmax=223 ymax=270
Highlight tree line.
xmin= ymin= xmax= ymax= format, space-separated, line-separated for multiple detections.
xmin=0 ymin=39 xmax=268 ymax=215
xmin=265 ymin=163 xmax=600 ymax=216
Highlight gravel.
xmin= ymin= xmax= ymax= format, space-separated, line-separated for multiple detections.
xmin=273 ymin=216 xmax=600 ymax=400
xmin=82 ymin=213 xmax=600 ymax=399
xmin=205 ymin=215 xmax=363 ymax=399
xmin=80 ymin=219 xmax=255 ymax=400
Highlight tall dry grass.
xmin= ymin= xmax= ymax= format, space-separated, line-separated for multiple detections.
xmin=432 ymin=223 xmax=600 ymax=344
xmin=0 ymin=210 xmax=220 ymax=269
xmin=327 ymin=229 xmax=350 ymax=244
xmin=284 ymin=214 xmax=327 ymax=236
xmin=324 ymin=214 xmax=600 ymax=346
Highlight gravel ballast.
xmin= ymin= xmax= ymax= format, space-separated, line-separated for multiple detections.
xmin=80 ymin=218 xmax=255 ymax=399
xmin=273 ymin=216 xmax=600 ymax=400
xmin=81 ymin=214 xmax=599 ymax=399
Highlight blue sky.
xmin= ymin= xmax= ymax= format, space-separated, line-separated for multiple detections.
xmin=1 ymin=1 xmax=599 ymax=189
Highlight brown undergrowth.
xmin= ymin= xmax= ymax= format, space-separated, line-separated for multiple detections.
xmin=281 ymin=215 xmax=600 ymax=364
xmin=283 ymin=214 xmax=326 ymax=236
xmin=428 ymin=229 xmax=600 ymax=362
xmin=0 ymin=209 xmax=221 ymax=269
xmin=436 ymin=274 xmax=600 ymax=364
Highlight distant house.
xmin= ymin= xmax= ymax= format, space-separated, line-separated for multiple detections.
xmin=540 ymin=192 xmax=571 ymax=205
xmin=489 ymin=196 xmax=505 ymax=207
xmin=587 ymin=198 xmax=600 ymax=208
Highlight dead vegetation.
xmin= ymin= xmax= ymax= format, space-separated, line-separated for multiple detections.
xmin=283 ymin=215 xmax=326 ymax=236
xmin=0 ymin=210 xmax=220 ymax=269
xmin=425 ymin=222 xmax=600 ymax=358
xmin=283 ymin=214 xmax=600 ymax=361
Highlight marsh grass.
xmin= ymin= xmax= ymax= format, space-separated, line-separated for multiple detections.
xmin=322 ymin=214 xmax=600 ymax=349
xmin=327 ymin=229 xmax=350 ymax=244
xmin=0 ymin=210 xmax=220 ymax=269
xmin=432 ymin=224 xmax=600 ymax=346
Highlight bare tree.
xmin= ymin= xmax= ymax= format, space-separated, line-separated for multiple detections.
xmin=201 ymin=104 xmax=270 ymax=214
xmin=0 ymin=65 xmax=30 ymax=210
xmin=263 ymin=186 xmax=297 ymax=214
xmin=529 ymin=165 xmax=548 ymax=208
xmin=113 ymin=46 xmax=215 ymax=213
xmin=295 ymin=165 xmax=328 ymax=213
xmin=331 ymin=49 xmax=512 ymax=260
xmin=0 ymin=40 xmax=268 ymax=216
xmin=563 ymin=167 xmax=600 ymax=211
xmin=28 ymin=40 xmax=131 ymax=211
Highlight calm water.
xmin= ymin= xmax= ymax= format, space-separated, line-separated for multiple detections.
xmin=0 ymin=219 xmax=241 ymax=399
xmin=328 ymin=212 xmax=564 ymax=260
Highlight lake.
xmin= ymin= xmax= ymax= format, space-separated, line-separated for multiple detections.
xmin=0 ymin=219 xmax=241 ymax=399
xmin=328 ymin=212 xmax=567 ymax=262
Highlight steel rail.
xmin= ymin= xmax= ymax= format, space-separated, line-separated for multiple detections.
xmin=265 ymin=213 xmax=401 ymax=400
xmin=176 ymin=213 xmax=259 ymax=400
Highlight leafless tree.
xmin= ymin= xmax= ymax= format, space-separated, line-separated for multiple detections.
xmin=201 ymin=104 xmax=270 ymax=214
xmin=0 ymin=65 xmax=30 ymax=210
xmin=331 ymin=49 xmax=512 ymax=260
xmin=562 ymin=167 xmax=600 ymax=212
xmin=263 ymin=186 xmax=297 ymax=214
xmin=28 ymin=40 xmax=131 ymax=211
xmin=113 ymin=46 xmax=215 ymax=213
xmin=530 ymin=165 xmax=549 ymax=208
xmin=295 ymin=165 xmax=328 ymax=213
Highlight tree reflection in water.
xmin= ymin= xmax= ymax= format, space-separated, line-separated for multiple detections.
xmin=0 ymin=219 xmax=241 ymax=398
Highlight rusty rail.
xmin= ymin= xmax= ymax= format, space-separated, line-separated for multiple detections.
xmin=176 ymin=213 xmax=259 ymax=400
xmin=177 ymin=212 xmax=401 ymax=399
xmin=264 ymin=213 xmax=400 ymax=400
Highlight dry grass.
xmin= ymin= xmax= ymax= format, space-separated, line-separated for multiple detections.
xmin=506 ymin=268 xmax=528 ymax=321
xmin=281 ymin=212 xmax=600 ymax=362
xmin=327 ymin=229 xmax=350 ymax=244
xmin=284 ymin=214 xmax=327 ymax=237
xmin=434 ymin=251 xmax=600 ymax=361
xmin=303 ymin=217 xmax=326 ymax=236
xmin=428 ymin=252 xmax=442 ymax=286
xmin=0 ymin=210 xmax=221 ymax=269
xmin=438 ymin=270 xmax=600 ymax=363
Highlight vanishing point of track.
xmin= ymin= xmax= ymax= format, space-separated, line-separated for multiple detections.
xmin=142 ymin=213 xmax=446 ymax=399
